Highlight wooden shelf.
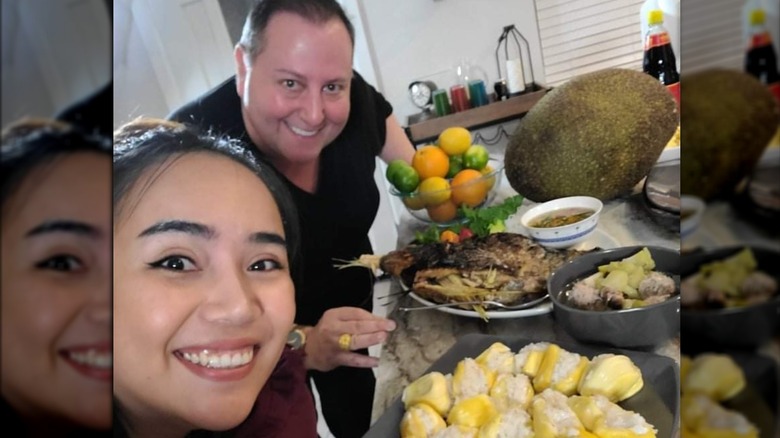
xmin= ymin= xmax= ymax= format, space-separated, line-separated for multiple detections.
xmin=405 ymin=84 xmax=550 ymax=144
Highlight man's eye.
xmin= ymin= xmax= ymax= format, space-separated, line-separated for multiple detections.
xmin=323 ymin=83 xmax=342 ymax=93
xmin=283 ymin=79 xmax=298 ymax=89
xmin=148 ymin=256 xmax=197 ymax=272
xmin=35 ymin=255 xmax=84 ymax=272
xmin=248 ymin=259 xmax=282 ymax=272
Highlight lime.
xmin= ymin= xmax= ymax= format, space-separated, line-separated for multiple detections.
xmin=463 ymin=145 xmax=489 ymax=170
xmin=386 ymin=159 xmax=410 ymax=183
xmin=446 ymin=154 xmax=464 ymax=178
xmin=393 ymin=165 xmax=420 ymax=193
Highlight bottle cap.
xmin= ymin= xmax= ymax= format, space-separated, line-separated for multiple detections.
xmin=648 ymin=9 xmax=664 ymax=26
xmin=749 ymin=9 xmax=765 ymax=26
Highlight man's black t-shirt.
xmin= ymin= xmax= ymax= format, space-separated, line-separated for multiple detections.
xmin=169 ymin=72 xmax=391 ymax=326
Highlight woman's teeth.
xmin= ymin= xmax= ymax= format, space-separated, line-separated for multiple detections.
xmin=181 ymin=348 xmax=254 ymax=369
xmin=68 ymin=350 xmax=112 ymax=369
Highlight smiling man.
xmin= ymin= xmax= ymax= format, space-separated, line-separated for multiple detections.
xmin=168 ymin=1 xmax=414 ymax=436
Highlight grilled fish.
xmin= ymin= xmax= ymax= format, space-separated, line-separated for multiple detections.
xmin=379 ymin=233 xmax=592 ymax=308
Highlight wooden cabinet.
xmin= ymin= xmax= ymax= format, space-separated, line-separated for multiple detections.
xmin=404 ymin=84 xmax=550 ymax=144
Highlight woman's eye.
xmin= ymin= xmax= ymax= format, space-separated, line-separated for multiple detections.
xmin=148 ymin=256 xmax=197 ymax=272
xmin=248 ymin=259 xmax=282 ymax=272
xmin=35 ymin=255 xmax=84 ymax=272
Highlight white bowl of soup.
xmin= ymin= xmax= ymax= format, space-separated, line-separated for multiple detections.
xmin=520 ymin=196 xmax=603 ymax=249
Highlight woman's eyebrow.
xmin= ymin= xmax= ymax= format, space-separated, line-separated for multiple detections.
xmin=25 ymin=220 xmax=101 ymax=238
xmin=248 ymin=231 xmax=286 ymax=246
xmin=137 ymin=220 xmax=215 ymax=239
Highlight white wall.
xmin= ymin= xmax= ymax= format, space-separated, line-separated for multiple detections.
xmin=359 ymin=0 xmax=545 ymax=123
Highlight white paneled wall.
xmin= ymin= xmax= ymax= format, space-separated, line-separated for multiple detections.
xmin=535 ymin=0 xmax=646 ymax=86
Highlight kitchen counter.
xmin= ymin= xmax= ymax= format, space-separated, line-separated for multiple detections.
xmin=370 ymin=180 xmax=681 ymax=419
xmin=369 ymin=173 xmax=780 ymax=437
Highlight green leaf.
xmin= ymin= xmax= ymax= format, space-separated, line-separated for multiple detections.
xmin=460 ymin=195 xmax=523 ymax=237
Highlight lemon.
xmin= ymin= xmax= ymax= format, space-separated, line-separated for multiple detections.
xmin=438 ymin=127 xmax=472 ymax=156
xmin=418 ymin=176 xmax=451 ymax=206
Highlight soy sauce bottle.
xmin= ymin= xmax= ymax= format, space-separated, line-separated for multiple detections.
xmin=643 ymin=9 xmax=680 ymax=105
xmin=745 ymin=8 xmax=780 ymax=103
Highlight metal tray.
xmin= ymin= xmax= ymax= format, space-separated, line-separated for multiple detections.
xmin=365 ymin=333 xmax=679 ymax=437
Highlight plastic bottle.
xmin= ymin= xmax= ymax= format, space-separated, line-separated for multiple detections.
xmin=640 ymin=0 xmax=680 ymax=72
xmin=642 ymin=9 xmax=681 ymax=105
xmin=744 ymin=8 xmax=780 ymax=102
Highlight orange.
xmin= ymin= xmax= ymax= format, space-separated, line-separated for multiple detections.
xmin=418 ymin=176 xmax=451 ymax=206
xmin=438 ymin=127 xmax=472 ymax=156
xmin=427 ymin=200 xmax=458 ymax=223
xmin=450 ymin=169 xmax=488 ymax=207
xmin=412 ymin=145 xmax=450 ymax=180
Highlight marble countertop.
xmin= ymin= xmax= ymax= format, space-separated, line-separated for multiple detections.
xmin=369 ymin=175 xmax=780 ymax=437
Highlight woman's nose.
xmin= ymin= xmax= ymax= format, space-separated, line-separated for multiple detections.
xmin=198 ymin=267 xmax=259 ymax=326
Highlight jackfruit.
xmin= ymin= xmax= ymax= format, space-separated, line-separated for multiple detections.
xmin=452 ymin=358 xmax=496 ymax=400
xmin=447 ymin=394 xmax=498 ymax=428
xmin=400 ymin=403 xmax=447 ymax=438
xmin=681 ymin=394 xmax=758 ymax=438
xmin=475 ymin=342 xmax=515 ymax=375
xmin=435 ymin=425 xmax=479 ymax=438
xmin=488 ymin=373 xmax=534 ymax=411
xmin=569 ymin=394 xmax=657 ymax=438
xmin=514 ymin=342 xmax=549 ymax=378
xmin=680 ymin=355 xmax=692 ymax=388
xmin=531 ymin=388 xmax=593 ymax=438
xmin=504 ymin=68 xmax=678 ymax=202
xmin=683 ymin=354 xmax=746 ymax=401
xmin=680 ymin=69 xmax=780 ymax=200
xmin=532 ymin=343 xmax=589 ymax=396
xmin=402 ymin=371 xmax=452 ymax=416
xmin=577 ymin=353 xmax=644 ymax=402
xmin=478 ymin=406 xmax=533 ymax=437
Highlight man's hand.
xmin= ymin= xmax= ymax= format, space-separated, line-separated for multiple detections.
xmin=302 ymin=307 xmax=396 ymax=371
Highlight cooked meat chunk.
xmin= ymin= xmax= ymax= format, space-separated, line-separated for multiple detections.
xmin=567 ymin=281 xmax=601 ymax=309
xmin=680 ymin=275 xmax=704 ymax=307
xmin=740 ymin=272 xmax=777 ymax=301
xmin=638 ymin=271 xmax=676 ymax=299
xmin=600 ymin=286 xmax=625 ymax=309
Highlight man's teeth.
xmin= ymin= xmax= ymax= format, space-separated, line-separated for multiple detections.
xmin=181 ymin=349 xmax=254 ymax=369
xmin=289 ymin=125 xmax=318 ymax=137
xmin=68 ymin=350 xmax=112 ymax=369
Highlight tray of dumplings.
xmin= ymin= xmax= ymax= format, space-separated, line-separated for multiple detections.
xmin=365 ymin=334 xmax=678 ymax=438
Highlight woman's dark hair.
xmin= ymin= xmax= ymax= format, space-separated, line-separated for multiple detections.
xmin=1 ymin=118 xmax=111 ymax=211
xmin=113 ymin=118 xmax=300 ymax=274
xmin=238 ymin=0 xmax=355 ymax=60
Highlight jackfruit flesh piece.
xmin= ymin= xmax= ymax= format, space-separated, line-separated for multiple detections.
xmin=488 ymin=373 xmax=534 ymax=412
xmin=680 ymin=355 xmax=692 ymax=389
xmin=681 ymin=394 xmax=758 ymax=438
xmin=447 ymin=394 xmax=498 ymax=428
xmin=475 ymin=342 xmax=515 ymax=375
xmin=435 ymin=424 xmax=479 ymax=438
xmin=683 ymin=354 xmax=746 ymax=401
xmin=400 ymin=403 xmax=447 ymax=438
xmin=532 ymin=344 xmax=589 ymax=396
xmin=577 ymin=353 xmax=644 ymax=402
xmin=452 ymin=358 xmax=496 ymax=400
xmin=514 ymin=342 xmax=549 ymax=378
xmin=478 ymin=406 xmax=533 ymax=438
xmin=568 ymin=395 xmax=657 ymax=438
xmin=532 ymin=388 xmax=592 ymax=438
xmin=402 ymin=371 xmax=452 ymax=416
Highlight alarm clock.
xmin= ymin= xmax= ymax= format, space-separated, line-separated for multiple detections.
xmin=408 ymin=80 xmax=437 ymax=109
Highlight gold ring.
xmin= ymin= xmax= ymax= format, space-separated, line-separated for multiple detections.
xmin=338 ymin=333 xmax=352 ymax=351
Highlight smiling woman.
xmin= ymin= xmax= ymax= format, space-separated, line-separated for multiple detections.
xmin=1 ymin=119 xmax=112 ymax=437
xmin=111 ymin=118 xmax=315 ymax=438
